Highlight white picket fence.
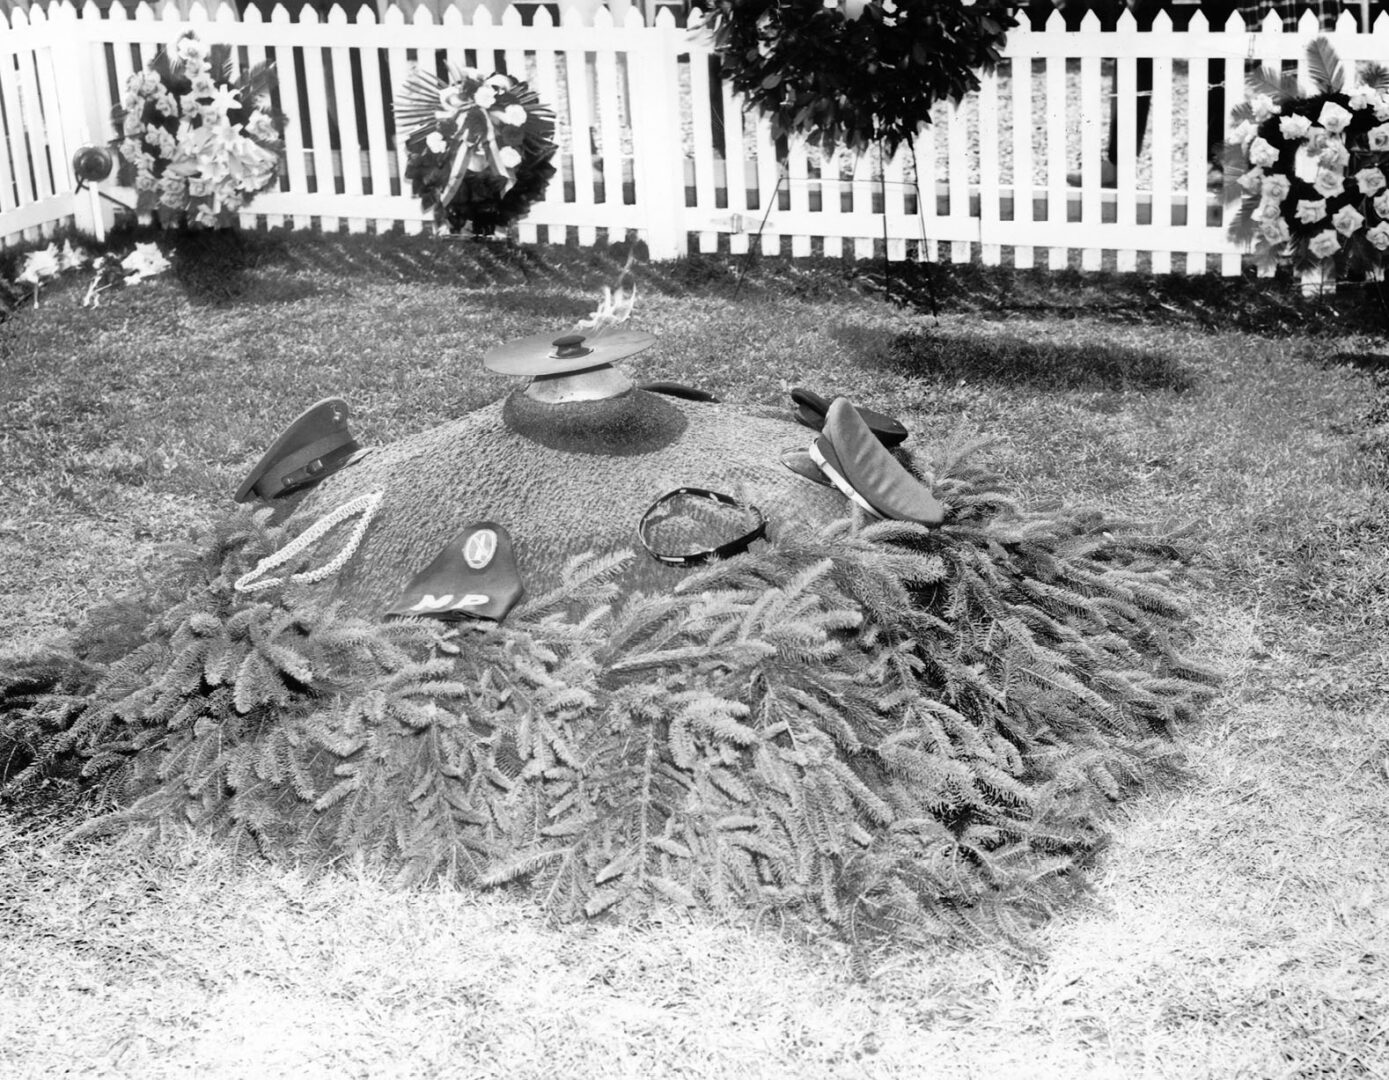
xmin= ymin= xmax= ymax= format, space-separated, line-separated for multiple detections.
xmin=1 ymin=1 xmax=1385 ymax=271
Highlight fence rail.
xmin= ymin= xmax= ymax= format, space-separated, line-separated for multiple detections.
xmin=1 ymin=1 xmax=1386 ymax=272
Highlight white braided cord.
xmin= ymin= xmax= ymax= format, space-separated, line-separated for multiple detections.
xmin=234 ymin=490 xmax=384 ymax=593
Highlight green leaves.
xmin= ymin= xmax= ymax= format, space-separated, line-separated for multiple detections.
xmin=705 ymin=0 xmax=1017 ymax=154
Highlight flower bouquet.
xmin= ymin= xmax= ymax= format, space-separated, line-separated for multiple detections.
xmin=111 ymin=31 xmax=286 ymax=229
xmin=395 ymin=64 xmax=557 ymax=236
xmin=1226 ymin=37 xmax=1389 ymax=280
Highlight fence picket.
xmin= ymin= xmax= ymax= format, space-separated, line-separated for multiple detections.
xmin=977 ymin=61 xmax=1001 ymax=267
xmin=1043 ymin=31 xmax=1067 ymax=271
xmin=718 ymin=77 xmax=748 ymax=255
xmin=1006 ymin=40 xmax=1033 ymax=267
xmin=0 ymin=39 xmax=39 ymax=212
xmin=0 ymin=41 xmax=19 ymax=215
xmin=785 ymin=137 xmax=809 ymax=258
xmin=1077 ymin=13 xmax=1103 ymax=272
xmin=326 ymin=6 xmax=367 ymax=232
xmin=1149 ymin=43 xmax=1174 ymax=274
xmin=751 ymin=112 xmax=777 ymax=256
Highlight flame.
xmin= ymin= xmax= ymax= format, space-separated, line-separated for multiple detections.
xmin=573 ymin=250 xmax=637 ymax=337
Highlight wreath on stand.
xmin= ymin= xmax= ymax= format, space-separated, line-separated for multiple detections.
xmin=110 ymin=31 xmax=286 ymax=229
xmin=396 ymin=65 xmax=557 ymax=237
xmin=701 ymin=0 xmax=1016 ymax=154
xmin=1225 ymin=37 xmax=1389 ymax=281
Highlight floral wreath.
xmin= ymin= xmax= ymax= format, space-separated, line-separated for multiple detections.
xmin=396 ymin=65 xmax=557 ymax=237
xmin=1226 ymin=37 xmax=1389 ymax=277
xmin=111 ymin=31 xmax=286 ymax=230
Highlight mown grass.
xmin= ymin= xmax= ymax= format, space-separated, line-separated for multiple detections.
xmin=2 ymin=226 xmax=1387 ymax=1078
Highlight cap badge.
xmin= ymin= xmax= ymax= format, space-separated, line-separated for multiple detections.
xmin=463 ymin=528 xmax=497 ymax=570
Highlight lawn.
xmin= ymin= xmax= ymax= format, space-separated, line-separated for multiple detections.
xmin=1 ymin=228 xmax=1387 ymax=1078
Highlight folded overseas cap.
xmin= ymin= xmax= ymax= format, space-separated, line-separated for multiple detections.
xmin=384 ymin=522 xmax=524 ymax=623
xmin=791 ymin=387 xmax=908 ymax=449
xmin=812 ymin=397 xmax=945 ymax=526
xmin=234 ymin=397 xmax=365 ymax=503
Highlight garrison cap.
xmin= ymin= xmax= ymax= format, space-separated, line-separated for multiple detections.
xmin=383 ymin=522 xmax=524 ymax=623
xmin=810 ymin=397 xmax=945 ymax=527
xmin=791 ymin=387 xmax=908 ymax=449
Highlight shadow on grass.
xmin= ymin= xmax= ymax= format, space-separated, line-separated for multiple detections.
xmin=165 ymin=227 xmax=322 ymax=307
xmin=832 ymin=324 xmax=1198 ymax=393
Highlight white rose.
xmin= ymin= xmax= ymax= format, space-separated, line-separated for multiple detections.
xmin=473 ymin=85 xmax=497 ymax=108
xmin=1349 ymin=85 xmax=1380 ymax=110
xmin=500 ymin=104 xmax=527 ymax=127
xmin=1295 ymin=198 xmax=1328 ymax=223
xmin=1367 ymin=222 xmax=1389 ymax=249
xmin=1320 ymin=138 xmax=1349 ymax=169
xmin=1230 ymin=119 xmax=1258 ymax=147
xmin=498 ymin=146 xmax=522 ymax=168
xmin=1261 ymin=173 xmax=1292 ymax=201
xmin=1248 ymin=136 xmax=1279 ymax=167
xmin=1308 ymin=228 xmax=1341 ymax=258
xmin=1318 ymin=101 xmax=1353 ymax=133
xmin=1278 ymin=114 xmax=1311 ymax=140
xmin=425 ymin=131 xmax=448 ymax=154
xmin=1259 ymin=217 xmax=1291 ymax=245
xmin=1355 ymin=167 xmax=1386 ymax=196
xmin=1332 ymin=204 xmax=1365 ymax=236
xmin=1369 ymin=123 xmax=1389 ymax=150
xmin=1313 ymin=169 xmax=1345 ymax=198
xmin=1250 ymin=93 xmax=1279 ymax=122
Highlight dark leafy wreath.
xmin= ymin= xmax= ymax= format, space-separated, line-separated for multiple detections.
xmin=1225 ymin=37 xmax=1389 ymax=277
xmin=110 ymin=32 xmax=286 ymax=230
xmin=396 ymin=65 xmax=558 ymax=237
xmin=702 ymin=0 xmax=1016 ymax=154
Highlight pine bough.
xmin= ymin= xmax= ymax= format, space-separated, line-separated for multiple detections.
xmin=1 ymin=441 xmax=1219 ymax=946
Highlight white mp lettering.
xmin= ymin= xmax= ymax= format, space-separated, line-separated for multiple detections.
xmin=409 ymin=593 xmax=456 ymax=612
